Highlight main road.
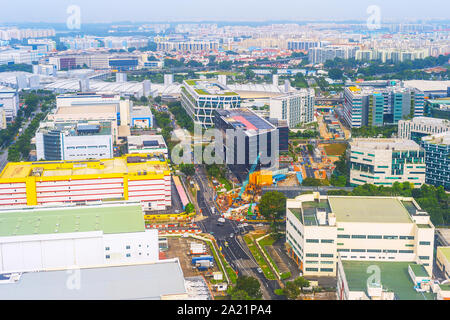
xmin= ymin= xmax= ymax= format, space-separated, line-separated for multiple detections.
xmin=193 ymin=165 xmax=282 ymax=300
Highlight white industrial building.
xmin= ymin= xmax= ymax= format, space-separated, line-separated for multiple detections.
xmin=398 ymin=117 xmax=450 ymax=141
xmin=269 ymin=89 xmax=315 ymax=128
xmin=127 ymin=135 xmax=168 ymax=157
xmin=0 ymin=202 xmax=159 ymax=274
xmin=35 ymin=121 xmax=114 ymax=161
xmin=0 ymin=88 xmax=19 ymax=123
xmin=349 ymin=138 xmax=426 ymax=187
xmin=286 ymin=193 xmax=435 ymax=277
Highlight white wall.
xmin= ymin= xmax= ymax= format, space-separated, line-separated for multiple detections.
xmin=0 ymin=229 xmax=159 ymax=273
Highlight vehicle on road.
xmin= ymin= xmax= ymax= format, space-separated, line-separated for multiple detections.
xmin=224 ymin=241 xmax=229 ymax=247
xmin=229 ymin=233 xmax=234 ymax=238
xmin=257 ymin=267 xmax=263 ymax=273
xmin=217 ymin=217 xmax=225 ymax=226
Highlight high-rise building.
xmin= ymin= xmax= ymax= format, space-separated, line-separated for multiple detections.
xmin=420 ymin=132 xmax=450 ymax=190
xmin=213 ymin=108 xmax=288 ymax=181
xmin=349 ymin=138 xmax=426 ymax=187
xmin=180 ymin=79 xmax=241 ymax=128
xmin=269 ymin=89 xmax=315 ymax=128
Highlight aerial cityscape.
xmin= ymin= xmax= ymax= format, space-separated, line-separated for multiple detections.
xmin=0 ymin=0 xmax=449 ymax=304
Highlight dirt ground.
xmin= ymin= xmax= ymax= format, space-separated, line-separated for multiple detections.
xmin=300 ymin=291 xmax=337 ymax=300
xmin=164 ymin=237 xmax=220 ymax=277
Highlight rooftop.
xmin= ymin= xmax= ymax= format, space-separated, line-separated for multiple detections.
xmin=38 ymin=121 xmax=112 ymax=136
xmin=350 ymin=138 xmax=421 ymax=151
xmin=0 ymin=154 xmax=169 ymax=180
xmin=55 ymin=105 xmax=117 ymax=116
xmin=184 ymin=79 xmax=238 ymax=96
xmin=438 ymin=247 xmax=450 ymax=263
xmin=328 ymin=196 xmax=413 ymax=223
xmin=128 ymin=135 xmax=167 ymax=148
xmin=0 ymin=203 xmax=145 ymax=237
xmin=341 ymin=260 xmax=434 ymax=300
xmin=421 ymin=132 xmax=450 ymax=146
xmin=401 ymin=116 xmax=450 ymax=127
xmin=0 ymin=259 xmax=187 ymax=300
xmin=216 ymin=108 xmax=275 ymax=131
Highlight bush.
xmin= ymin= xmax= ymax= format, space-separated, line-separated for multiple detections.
xmin=280 ymin=272 xmax=291 ymax=280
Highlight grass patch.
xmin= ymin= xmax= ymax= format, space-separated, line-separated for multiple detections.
xmin=258 ymin=235 xmax=281 ymax=274
xmin=323 ymin=143 xmax=347 ymax=156
xmin=244 ymin=235 xmax=277 ymax=280
xmin=207 ymin=241 xmax=237 ymax=284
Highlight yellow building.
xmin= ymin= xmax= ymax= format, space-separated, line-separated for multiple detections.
xmin=0 ymin=154 xmax=171 ymax=210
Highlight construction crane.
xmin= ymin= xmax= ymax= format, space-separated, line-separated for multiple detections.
xmin=237 ymin=153 xmax=260 ymax=200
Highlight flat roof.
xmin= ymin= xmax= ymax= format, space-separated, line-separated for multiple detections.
xmin=438 ymin=247 xmax=450 ymax=263
xmin=184 ymin=79 xmax=238 ymax=96
xmin=216 ymin=108 xmax=275 ymax=131
xmin=350 ymin=138 xmax=421 ymax=151
xmin=0 ymin=203 xmax=145 ymax=237
xmin=55 ymin=105 xmax=117 ymax=115
xmin=0 ymin=259 xmax=187 ymax=300
xmin=328 ymin=197 xmax=412 ymax=223
xmin=0 ymin=155 xmax=169 ymax=180
xmin=342 ymin=260 xmax=434 ymax=300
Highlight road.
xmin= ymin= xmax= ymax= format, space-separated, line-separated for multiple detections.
xmin=193 ymin=165 xmax=282 ymax=300
xmin=161 ymin=105 xmax=283 ymax=299
xmin=0 ymin=106 xmax=42 ymax=172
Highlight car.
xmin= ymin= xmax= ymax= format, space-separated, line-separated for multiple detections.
xmin=229 ymin=233 xmax=234 ymax=238
xmin=257 ymin=267 xmax=263 ymax=273
xmin=224 ymin=241 xmax=229 ymax=247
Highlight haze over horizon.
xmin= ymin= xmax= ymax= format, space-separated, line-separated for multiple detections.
xmin=0 ymin=0 xmax=448 ymax=24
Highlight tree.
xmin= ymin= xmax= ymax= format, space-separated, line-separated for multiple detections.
xmin=185 ymin=203 xmax=195 ymax=214
xmin=233 ymin=276 xmax=262 ymax=300
xmin=293 ymin=276 xmax=310 ymax=290
xmin=230 ymin=289 xmax=251 ymax=300
xmin=258 ymin=191 xmax=287 ymax=232
xmin=328 ymin=68 xmax=344 ymax=80
xmin=283 ymin=281 xmax=300 ymax=300
xmin=306 ymin=144 xmax=314 ymax=154
xmin=180 ymin=164 xmax=195 ymax=176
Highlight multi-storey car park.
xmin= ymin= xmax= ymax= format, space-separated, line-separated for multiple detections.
xmin=349 ymin=138 xmax=426 ymax=187
xmin=285 ymin=193 xmax=435 ymax=278
xmin=0 ymin=154 xmax=171 ymax=210
xmin=180 ymin=79 xmax=241 ymax=128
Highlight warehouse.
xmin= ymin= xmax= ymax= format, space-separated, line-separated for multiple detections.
xmin=0 ymin=259 xmax=189 ymax=300
xmin=0 ymin=154 xmax=171 ymax=210
xmin=0 ymin=202 xmax=159 ymax=274
xmin=286 ymin=193 xmax=435 ymax=277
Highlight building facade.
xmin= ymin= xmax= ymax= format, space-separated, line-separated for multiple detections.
xmin=0 ymin=154 xmax=171 ymax=210
xmin=181 ymin=79 xmax=241 ymax=128
xmin=420 ymin=132 xmax=450 ymax=190
xmin=398 ymin=117 xmax=450 ymax=142
xmin=0 ymin=202 xmax=159 ymax=274
xmin=35 ymin=122 xmax=114 ymax=161
xmin=286 ymin=193 xmax=435 ymax=277
xmin=269 ymin=89 xmax=315 ymax=128
xmin=349 ymin=138 xmax=426 ymax=187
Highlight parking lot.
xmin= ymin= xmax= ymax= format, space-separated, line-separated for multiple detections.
xmin=163 ymin=236 xmax=221 ymax=277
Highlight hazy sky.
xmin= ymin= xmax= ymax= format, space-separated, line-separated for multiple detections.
xmin=0 ymin=0 xmax=449 ymax=23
